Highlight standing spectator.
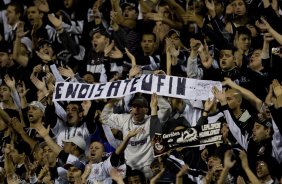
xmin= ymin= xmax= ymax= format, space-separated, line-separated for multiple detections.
xmin=101 ymin=94 xmax=161 ymax=178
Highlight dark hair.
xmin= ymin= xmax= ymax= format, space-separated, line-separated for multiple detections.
xmin=142 ymin=32 xmax=157 ymax=43
xmin=8 ymin=2 xmax=24 ymax=20
xmin=125 ymin=169 xmax=146 ymax=183
xmin=236 ymin=26 xmax=252 ymax=38
xmin=67 ymin=101 xmax=83 ymax=113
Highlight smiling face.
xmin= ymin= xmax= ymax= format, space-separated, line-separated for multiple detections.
xmin=88 ymin=141 xmax=105 ymax=163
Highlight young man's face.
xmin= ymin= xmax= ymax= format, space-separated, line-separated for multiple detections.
xmin=141 ymin=34 xmax=156 ymax=56
xmin=256 ymin=161 xmax=270 ymax=179
xmin=170 ymin=33 xmax=181 ymax=48
xmin=127 ymin=175 xmax=143 ymax=184
xmin=66 ymin=104 xmax=83 ymax=126
xmin=92 ymin=32 xmax=109 ymax=53
xmin=233 ymin=0 xmax=246 ymax=16
xmin=43 ymin=145 xmax=57 ymax=166
xmin=27 ymin=105 xmax=44 ymax=123
xmin=249 ymin=49 xmax=262 ymax=71
xmin=131 ymin=105 xmax=148 ymax=122
xmin=236 ymin=34 xmax=251 ymax=52
xmin=6 ymin=5 xmax=20 ymax=25
xmin=38 ymin=43 xmax=54 ymax=59
xmin=0 ymin=85 xmax=11 ymax=102
xmin=252 ymin=122 xmax=270 ymax=143
xmin=219 ymin=50 xmax=236 ymax=70
xmin=67 ymin=166 xmax=82 ymax=183
xmin=27 ymin=6 xmax=42 ymax=25
xmin=0 ymin=52 xmax=11 ymax=69
xmin=123 ymin=6 xmax=138 ymax=20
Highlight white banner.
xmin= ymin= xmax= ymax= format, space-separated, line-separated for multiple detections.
xmin=53 ymin=74 xmax=222 ymax=101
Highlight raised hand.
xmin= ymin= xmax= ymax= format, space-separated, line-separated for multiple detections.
xmin=104 ymin=40 xmax=115 ymax=57
xmin=239 ymin=150 xmax=249 ymax=169
xmin=212 ymin=86 xmax=227 ymax=105
xmin=190 ymin=38 xmax=202 ymax=51
xmin=36 ymin=51 xmax=52 ymax=62
xmin=272 ymin=79 xmax=282 ymax=97
xmin=4 ymin=75 xmax=16 ymax=91
xmin=109 ymin=168 xmax=124 ymax=183
xmin=17 ymin=81 xmax=30 ymax=98
xmin=58 ymin=66 xmax=75 ymax=78
xmin=48 ymin=14 xmax=62 ymax=29
xmin=176 ymin=164 xmax=189 ymax=177
xmin=109 ymin=46 xmax=123 ymax=59
xmin=16 ymin=21 xmax=29 ymax=38
xmin=204 ymin=97 xmax=216 ymax=112
xmin=10 ymin=117 xmax=25 ymax=133
xmin=205 ymin=0 xmax=216 ymax=18
xmin=125 ymin=48 xmax=136 ymax=67
xmin=224 ymin=150 xmax=236 ymax=169
xmin=129 ymin=65 xmax=141 ymax=79
xmin=30 ymin=75 xmax=47 ymax=92
xmin=150 ymin=93 xmax=158 ymax=111
xmin=35 ymin=124 xmax=50 ymax=138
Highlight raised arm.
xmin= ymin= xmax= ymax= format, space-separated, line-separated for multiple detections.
xmin=239 ymin=150 xmax=261 ymax=184
xmin=35 ymin=124 xmax=62 ymax=156
xmin=222 ymin=78 xmax=263 ymax=112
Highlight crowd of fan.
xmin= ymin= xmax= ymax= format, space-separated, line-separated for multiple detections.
xmin=1 ymin=0 xmax=282 ymax=183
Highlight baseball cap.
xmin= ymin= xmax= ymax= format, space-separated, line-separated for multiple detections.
xmin=130 ymin=96 xmax=149 ymax=108
xmin=21 ymin=37 xmax=32 ymax=53
xmin=121 ymin=1 xmax=139 ymax=12
xmin=29 ymin=101 xmax=46 ymax=113
xmin=89 ymin=27 xmax=110 ymax=38
xmin=36 ymin=39 xmax=52 ymax=50
xmin=63 ymin=136 xmax=86 ymax=151
xmin=253 ymin=113 xmax=272 ymax=128
xmin=64 ymin=160 xmax=85 ymax=172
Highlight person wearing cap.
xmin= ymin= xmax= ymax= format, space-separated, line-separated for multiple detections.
xmin=63 ymin=136 xmax=87 ymax=163
xmin=212 ymin=86 xmax=282 ymax=166
xmin=101 ymin=94 xmax=162 ymax=178
xmin=65 ymin=160 xmax=85 ymax=184
xmin=111 ymin=0 xmax=139 ymax=30
xmin=81 ymin=26 xmax=124 ymax=83
xmin=34 ymin=119 xmax=141 ymax=184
